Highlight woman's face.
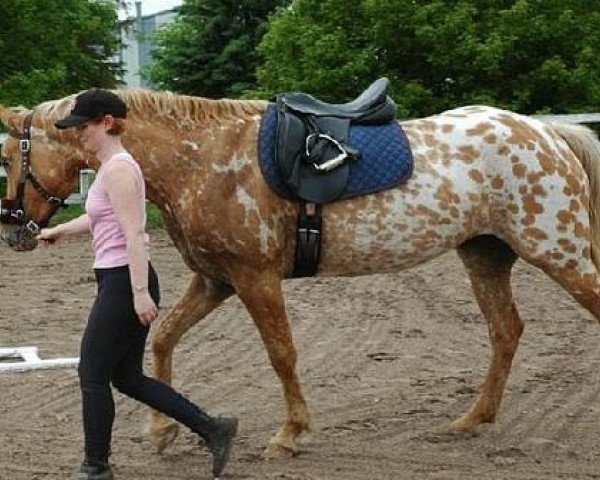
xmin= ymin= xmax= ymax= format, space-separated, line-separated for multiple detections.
xmin=76 ymin=117 xmax=109 ymax=153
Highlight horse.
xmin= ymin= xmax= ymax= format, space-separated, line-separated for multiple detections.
xmin=1 ymin=88 xmax=600 ymax=459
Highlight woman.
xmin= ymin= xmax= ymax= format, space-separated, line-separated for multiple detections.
xmin=38 ymin=88 xmax=237 ymax=480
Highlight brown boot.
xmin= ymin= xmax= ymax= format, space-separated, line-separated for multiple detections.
xmin=205 ymin=417 xmax=238 ymax=478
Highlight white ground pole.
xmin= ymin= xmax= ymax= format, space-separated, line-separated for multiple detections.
xmin=0 ymin=346 xmax=79 ymax=373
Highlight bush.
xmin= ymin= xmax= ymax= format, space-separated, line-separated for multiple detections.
xmin=145 ymin=203 xmax=165 ymax=229
xmin=50 ymin=202 xmax=164 ymax=229
xmin=49 ymin=204 xmax=84 ymax=226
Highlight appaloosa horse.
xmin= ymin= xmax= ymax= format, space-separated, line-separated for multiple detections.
xmin=1 ymin=88 xmax=600 ymax=458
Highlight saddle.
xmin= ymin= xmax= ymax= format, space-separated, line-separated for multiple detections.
xmin=275 ymin=77 xmax=396 ymax=204
xmin=270 ymin=78 xmax=399 ymax=278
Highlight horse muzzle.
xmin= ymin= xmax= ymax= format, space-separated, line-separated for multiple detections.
xmin=0 ymin=197 xmax=43 ymax=250
xmin=0 ymin=224 xmax=39 ymax=251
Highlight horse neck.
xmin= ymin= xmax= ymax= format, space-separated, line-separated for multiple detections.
xmin=120 ymin=116 xmax=212 ymax=208
xmin=122 ymin=98 xmax=266 ymax=207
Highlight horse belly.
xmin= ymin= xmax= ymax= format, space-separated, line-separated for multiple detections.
xmin=317 ymin=179 xmax=482 ymax=276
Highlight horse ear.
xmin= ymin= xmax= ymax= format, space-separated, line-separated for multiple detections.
xmin=0 ymin=105 xmax=26 ymax=134
xmin=0 ymin=105 xmax=14 ymax=128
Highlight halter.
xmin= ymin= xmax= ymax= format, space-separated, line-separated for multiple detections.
xmin=0 ymin=112 xmax=66 ymax=234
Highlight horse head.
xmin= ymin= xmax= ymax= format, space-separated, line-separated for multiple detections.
xmin=0 ymin=103 xmax=91 ymax=251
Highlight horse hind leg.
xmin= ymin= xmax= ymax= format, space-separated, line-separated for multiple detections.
xmin=537 ymin=254 xmax=600 ymax=323
xmin=451 ymin=235 xmax=522 ymax=432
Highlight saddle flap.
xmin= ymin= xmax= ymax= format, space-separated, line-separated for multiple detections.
xmin=294 ymin=161 xmax=349 ymax=204
xmin=275 ymin=102 xmax=351 ymax=203
xmin=276 ymin=106 xmax=305 ymax=184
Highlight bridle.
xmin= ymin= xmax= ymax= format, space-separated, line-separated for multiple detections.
xmin=0 ymin=111 xmax=66 ymax=234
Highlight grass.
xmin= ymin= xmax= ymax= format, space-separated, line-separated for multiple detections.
xmin=49 ymin=204 xmax=84 ymax=226
xmin=50 ymin=202 xmax=164 ymax=229
xmin=145 ymin=203 xmax=165 ymax=229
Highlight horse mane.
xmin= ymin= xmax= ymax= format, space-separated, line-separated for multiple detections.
xmin=120 ymin=89 xmax=267 ymax=125
xmin=34 ymin=89 xmax=267 ymax=134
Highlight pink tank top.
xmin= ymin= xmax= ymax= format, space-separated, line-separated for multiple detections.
xmin=85 ymin=152 xmax=149 ymax=268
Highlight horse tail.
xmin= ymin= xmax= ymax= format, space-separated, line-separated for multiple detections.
xmin=551 ymin=121 xmax=600 ymax=271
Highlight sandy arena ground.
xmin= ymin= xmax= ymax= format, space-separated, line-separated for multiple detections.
xmin=1 ymin=230 xmax=599 ymax=479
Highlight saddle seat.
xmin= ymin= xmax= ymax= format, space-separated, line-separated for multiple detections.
xmin=279 ymin=77 xmax=395 ymax=123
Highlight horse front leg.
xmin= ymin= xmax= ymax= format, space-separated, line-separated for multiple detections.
xmin=149 ymin=273 xmax=233 ymax=452
xmin=452 ymin=236 xmax=522 ymax=431
xmin=232 ymin=268 xmax=310 ymax=458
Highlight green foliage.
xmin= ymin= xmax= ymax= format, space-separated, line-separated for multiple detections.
xmin=50 ymin=203 xmax=164 ymax=230
xmin=145 ymin=203 xmax=165 ymax=230
xmin=144 ymin=0 xmax=290 ymax=98
xmin=256 ymin=0 xmax=600 ymax=116
xmin=49 ymin=204 xmax=85 ymax=227
xmin=0 ymin=0 xmax=122 ymax=108
xmin=256 ymin=0 xmax=377 ymax=102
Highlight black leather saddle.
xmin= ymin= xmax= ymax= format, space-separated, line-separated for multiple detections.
xmin=275 ymin=77 xmax=396 ymax=204
xmin=279 ymin=77 xmax=396 ymax=122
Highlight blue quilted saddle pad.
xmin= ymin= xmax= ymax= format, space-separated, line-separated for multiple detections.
xmin=258 ymin=104 xmax=413 ymax=201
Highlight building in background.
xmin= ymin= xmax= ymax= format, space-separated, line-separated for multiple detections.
xmin=119 ymin=2 xmax=178 ymax=88
xmin=1 ymin=4 xmax=178 ymax=196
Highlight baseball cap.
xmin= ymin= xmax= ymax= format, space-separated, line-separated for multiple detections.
xmin=55 ymin=88 xmax=127 ymax=129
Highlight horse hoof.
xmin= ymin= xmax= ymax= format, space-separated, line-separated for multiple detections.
xmin=262 ymin=442 xmax=297 ymax=459
xmin=426 ymin=422 xmax=478 ymax=439
xmin=448 ymin=419 xmax=479 ymax=435
xmin=150 ymin=422 xmax=180 ymax=454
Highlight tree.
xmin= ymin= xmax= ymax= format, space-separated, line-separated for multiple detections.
xmin=144 ymin=0 xmax=290 ymax=98
xmin=256 ymin=0 xmax=600 ymax=116
xmin=257 ymin=0 xmax=377 ymax=101
xmin=0 ymin=0 xmax=122 ymax=107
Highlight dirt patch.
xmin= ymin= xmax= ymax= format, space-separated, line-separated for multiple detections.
xmin=1 ymin=231 xmax=599 ymax=479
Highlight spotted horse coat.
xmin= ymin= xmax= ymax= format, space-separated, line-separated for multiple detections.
xmin=1 ymin=92 xmax=600 ymax=458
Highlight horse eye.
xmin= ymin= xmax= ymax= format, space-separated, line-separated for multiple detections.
xmin=0 ymin=156 xmax=10 ymax=170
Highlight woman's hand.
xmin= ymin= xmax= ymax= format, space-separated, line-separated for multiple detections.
xmin=134 ymin=291 xmax=159 ymax=326
xmin=36 ymin=227 xmax=60 ymax=245
xmin=35 ymin=215 xmax=90 ymax=245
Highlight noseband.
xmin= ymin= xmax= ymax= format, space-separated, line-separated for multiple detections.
xmin=0 ymin=112 xmax=66 ymax=234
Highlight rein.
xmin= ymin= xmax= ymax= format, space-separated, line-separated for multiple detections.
xmin=0 ymin=111 xmax=66 ymax=234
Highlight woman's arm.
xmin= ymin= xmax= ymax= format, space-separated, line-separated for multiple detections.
xmin=37 ymin=213 xmax=90 ymax=243
xmin=103 ymin=160 xmax=158 ymax=326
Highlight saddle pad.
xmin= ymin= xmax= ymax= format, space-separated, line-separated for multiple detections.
xmin=258 ymin=104 xmax=413 ymax=201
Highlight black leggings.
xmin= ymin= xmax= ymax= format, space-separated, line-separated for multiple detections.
xmin=79 ymin=264 xmax=215 ymax=462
